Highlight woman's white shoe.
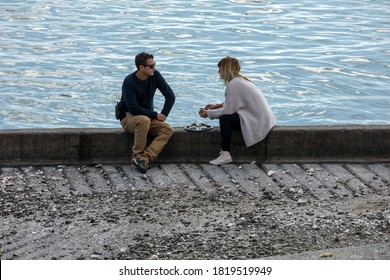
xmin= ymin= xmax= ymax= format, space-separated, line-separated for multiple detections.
xmin=209 ymin=151 xmax=233 ymax=165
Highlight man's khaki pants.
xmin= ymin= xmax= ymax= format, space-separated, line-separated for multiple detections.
xmin=121 ymin=112 xmax=174 ymax=164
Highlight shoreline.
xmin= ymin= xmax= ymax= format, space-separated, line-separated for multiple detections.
xmin=1 ymin=125 xmax=389 ymax=260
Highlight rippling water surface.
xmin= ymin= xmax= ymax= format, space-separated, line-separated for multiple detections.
xmin=1 ymin=0 xmax=389 ymax=129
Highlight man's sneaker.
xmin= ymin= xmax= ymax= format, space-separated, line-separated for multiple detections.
xmin=133 ymin=158 xmax=148 ymax=174
xmin=209 ymin=151 xmax=233 ymax=165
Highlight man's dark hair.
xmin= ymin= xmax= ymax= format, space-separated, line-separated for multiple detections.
xmin=135 ymin=52 xmax=154 ymax=69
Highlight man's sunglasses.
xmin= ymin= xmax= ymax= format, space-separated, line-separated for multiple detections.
xmin=143 ymin=62 xmax=156 ymax=68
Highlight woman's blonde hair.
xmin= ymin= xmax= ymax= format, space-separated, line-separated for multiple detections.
xmin=218 ymin=56 xmax=248 ymax=85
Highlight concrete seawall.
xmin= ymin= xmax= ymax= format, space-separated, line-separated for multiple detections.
xmin=1 ymin=125 xmax=389 ymax=166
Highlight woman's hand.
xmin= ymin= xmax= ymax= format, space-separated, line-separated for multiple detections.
xmin=205 ymin=103 xmax=222 ymax=110
xmin=198 ymin=109 xmax=208 ymax=118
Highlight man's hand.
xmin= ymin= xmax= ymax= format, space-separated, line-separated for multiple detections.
xmin=156 ymin=113 xmax=167 ymax=121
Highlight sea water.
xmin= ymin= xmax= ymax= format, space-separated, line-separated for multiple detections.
xmin=0 ymin=0 xmax=389 ymax=129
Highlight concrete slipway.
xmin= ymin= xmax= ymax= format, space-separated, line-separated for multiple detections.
xmin=0 ymin=125 xmax=389 ymax=260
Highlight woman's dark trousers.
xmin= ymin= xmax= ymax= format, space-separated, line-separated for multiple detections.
xmin=219 ymin=113 xmax=241 ymax=152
